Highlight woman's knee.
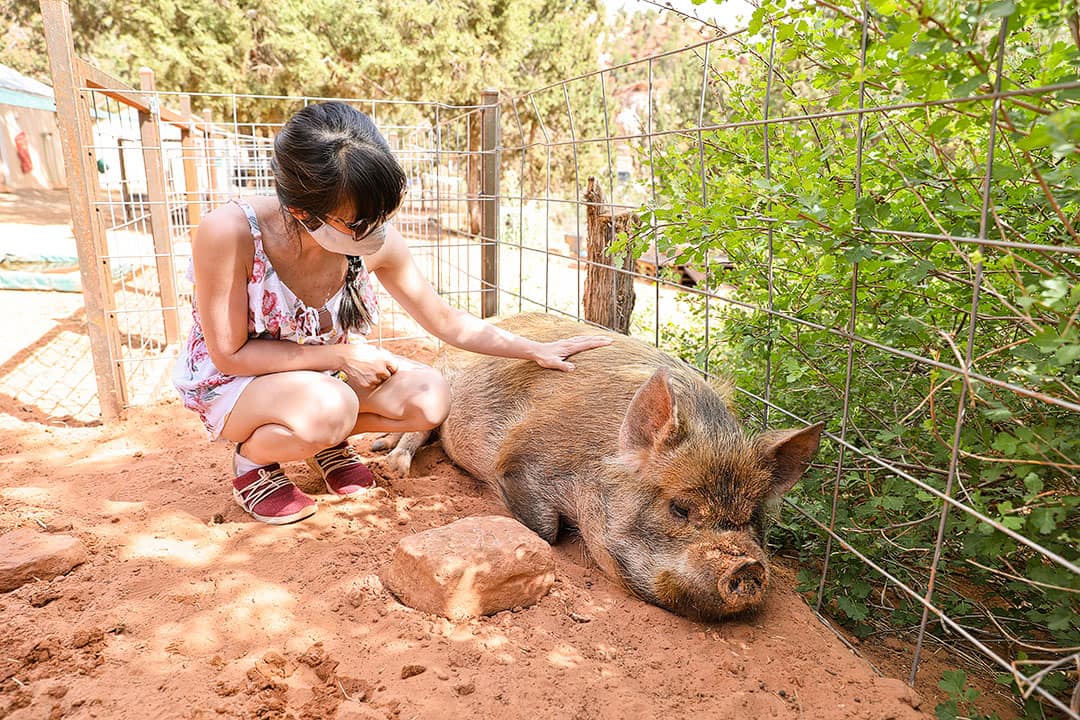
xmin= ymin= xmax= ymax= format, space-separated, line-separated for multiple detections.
xmin=410 ymin=369 xmax=450 ymax=428
xmin=392 ymin=366 xmax=450 ymax=429
xmin=292 ymin=375 xmax=359 ymax=447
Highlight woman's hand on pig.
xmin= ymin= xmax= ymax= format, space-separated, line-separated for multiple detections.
xmin=530 ymin=335 xmax=613 ymax=371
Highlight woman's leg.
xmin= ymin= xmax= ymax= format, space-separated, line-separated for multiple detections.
xmin=220 ymin=370 xmax=359 ymax=465
xmin=219 ymin=357 xmax=449 ymax=463
xmin=346 ymin=355 xmax=450 ymax=435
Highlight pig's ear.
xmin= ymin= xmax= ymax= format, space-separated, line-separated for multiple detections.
xmin=755 ymin=422 xmax=824 ymax=499
xmin=618 ymin=367 xmax=679 ymax=469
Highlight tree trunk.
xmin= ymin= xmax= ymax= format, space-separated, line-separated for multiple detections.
xmin=583 ymin=177 xmax=636 ymax=334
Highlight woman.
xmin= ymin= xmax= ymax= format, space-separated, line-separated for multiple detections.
xmin=173 ymin=101 xmax=610 ymax=525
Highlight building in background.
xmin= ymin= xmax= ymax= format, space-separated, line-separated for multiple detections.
xmin=0 ymin=63 xmax=66 ymax=192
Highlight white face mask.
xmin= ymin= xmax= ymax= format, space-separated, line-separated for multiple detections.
xmin=309 ymin=219 xmax=388 ymax=256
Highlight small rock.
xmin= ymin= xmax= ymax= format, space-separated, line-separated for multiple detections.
xmin=882 ymin=636 xmax=905 ymax=652
xmin=878 ymin=677 xmax=922 ymax=710
xmin=71 ymin=628 xmax=104 ymax=649
xmin=29 ymin=588 xmax=62 ymax=607
xmin=454 ymin=682 xmax=475 ymax=696
xmin=336 ymin=676 xmax=371 ymax=702
xmin=569 ymin=612 xmax=592 ymax=623
xmin=0 ymin=529 xmax=87 ymax=592
xmin=27 ymin=638 xmax=60 ymax=663
xmin=400 ymin=664 xmax=426 ymax=679
xmin=380 ymin=516 xmax=555 ymax=620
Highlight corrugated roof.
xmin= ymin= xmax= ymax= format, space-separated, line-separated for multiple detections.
xmin=0 ymin=63 xmax=55 ymax=99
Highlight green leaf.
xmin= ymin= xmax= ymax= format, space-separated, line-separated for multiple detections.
xmin=1023 ymin=474 xmax=1044 ymax=499
xmin=983 ymin=0 xmax=1016 ymax=17
xmin=935 ymin=701 xmax=959 ymax=720
xmin=939 ymin=669 xmax=968 ymax=698
xmin=1028 ymin=508 xmax=1059 ymax=535
xmin=835 ymin=595 xmax=868 ymax=621
xmin=954 ymin=74 xmax=988 ymax=98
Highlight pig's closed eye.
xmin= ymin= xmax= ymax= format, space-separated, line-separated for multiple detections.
xmin=669 ymin=500 xmax=690 ymax=521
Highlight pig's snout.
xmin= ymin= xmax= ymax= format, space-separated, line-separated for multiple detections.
xmin=719 ymin=558 xmax=766 ymax=606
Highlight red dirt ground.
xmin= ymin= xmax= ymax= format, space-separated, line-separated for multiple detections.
xmin=0 ymin=190 xmax=1008 ymax=719
xmin=0 ymin=384 xmax=932 ymax=720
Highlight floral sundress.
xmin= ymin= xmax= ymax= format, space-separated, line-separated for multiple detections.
xmin=172 ymin=198 xmax=380 ymax=440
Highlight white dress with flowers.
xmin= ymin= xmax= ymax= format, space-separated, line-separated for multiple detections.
xmin=172 ymin=198 xmax=380 ymax=439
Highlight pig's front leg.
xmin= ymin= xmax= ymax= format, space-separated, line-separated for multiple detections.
xmin=491 ymin=455 xmax=563 ymax=544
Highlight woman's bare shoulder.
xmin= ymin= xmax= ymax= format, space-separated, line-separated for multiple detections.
xmin=194 ymin=201 xmax=254 ymax=255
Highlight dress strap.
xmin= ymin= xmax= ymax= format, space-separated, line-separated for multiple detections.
xmin=228 ymin=198 xmax=262 ymax=237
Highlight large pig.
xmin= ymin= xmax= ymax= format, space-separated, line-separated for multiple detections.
xmin=385 ymin=313 xmax=824 ymax=620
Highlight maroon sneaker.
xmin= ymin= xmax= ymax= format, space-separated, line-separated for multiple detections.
xmin=306 ymin=441 xmax=377 ymax=497
xmin=232 ymin=463 xmax=317 ymax=525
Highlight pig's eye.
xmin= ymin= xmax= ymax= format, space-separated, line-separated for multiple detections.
xmin=669 ymin=500 xmax=690 ymax=521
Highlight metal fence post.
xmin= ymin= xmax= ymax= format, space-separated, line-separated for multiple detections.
xmin=138 ymin=68 xmax=180 ymax=345
xmin=39 ymin=0 xmax=124 ymax=420
xmin=480 ymin=89 xmax=499 ymax=318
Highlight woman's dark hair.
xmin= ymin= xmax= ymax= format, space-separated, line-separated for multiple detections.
xmin=271 ymin=101 xmax=406 ymax=333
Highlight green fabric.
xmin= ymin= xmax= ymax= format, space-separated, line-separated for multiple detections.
xmin=0 ymin=258 xmax=132 ymax=292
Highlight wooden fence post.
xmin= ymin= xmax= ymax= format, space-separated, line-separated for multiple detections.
xmin=179 ymin=95 xmax=202 ymax=241
xmin=583 ymin=177 xmax=636 ymax=334
xmin=202 ymin=109 xmax=219 ymax=205
xmin=39 ymin=0 xmax=125 ymax=419
xmin=137 ymin=67 xmax=180 ymax=345
xmin=480 ymin=89 xmax=500 ymax=319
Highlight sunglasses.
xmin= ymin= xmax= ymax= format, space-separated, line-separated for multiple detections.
xmin=313 ymin=213 xmax=380 ymax=241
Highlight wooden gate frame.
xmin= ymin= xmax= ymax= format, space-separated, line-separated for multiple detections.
xmin=40 ymin=0 xmax=218 ymax=420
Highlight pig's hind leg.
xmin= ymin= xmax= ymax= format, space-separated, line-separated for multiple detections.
xmin=385 ymin=430 xmax=433 ymax=476
xmin=369 ymin=433 xmax=402 ymax=451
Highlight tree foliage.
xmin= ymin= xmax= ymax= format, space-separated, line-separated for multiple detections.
xmin=2 ymin=0 xmax=601 ymax=122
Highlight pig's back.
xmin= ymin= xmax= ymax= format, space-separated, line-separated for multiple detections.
xmin=436 ymin=313 xmax=685 ymax=482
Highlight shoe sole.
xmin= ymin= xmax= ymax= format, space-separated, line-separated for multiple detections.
xmin=305 ymin=457 xmax=376 ymax=499
xmin=232 ymin=489 xmax=318 ymax=525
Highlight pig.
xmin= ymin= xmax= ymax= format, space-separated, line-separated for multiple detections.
xmin=384 ymin=313 xmax=824 ymax=620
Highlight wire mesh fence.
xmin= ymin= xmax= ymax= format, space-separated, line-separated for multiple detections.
xmin=41 ymin=0 xmax=1078 ymax=716
xmin=47 ymin=41 xmax=497 ymax=417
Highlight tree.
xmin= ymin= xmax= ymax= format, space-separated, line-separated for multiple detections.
xmin=2 ymin=0 xmax=601 ymax=120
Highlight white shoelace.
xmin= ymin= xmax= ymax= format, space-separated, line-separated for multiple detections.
xmin=235 ymin=467 xmax=292 ymax=512
xmin=313 ymin=445 xmax=362 ymax=476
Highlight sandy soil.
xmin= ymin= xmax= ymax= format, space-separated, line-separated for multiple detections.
xmin=0 ymin=319 xmax=941 ymax=720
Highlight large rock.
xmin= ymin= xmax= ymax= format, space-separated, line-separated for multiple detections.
xmin=382 ymin=515 xmax=555 ymax=620
xmin=0 ymin=528 xmax=88 ymax=592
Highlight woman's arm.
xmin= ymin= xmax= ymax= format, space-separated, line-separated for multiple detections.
xmin=367 ymin=226 xmax=611 ymax=370
xmin=192 ymin=205 xmax=383 ymax=378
